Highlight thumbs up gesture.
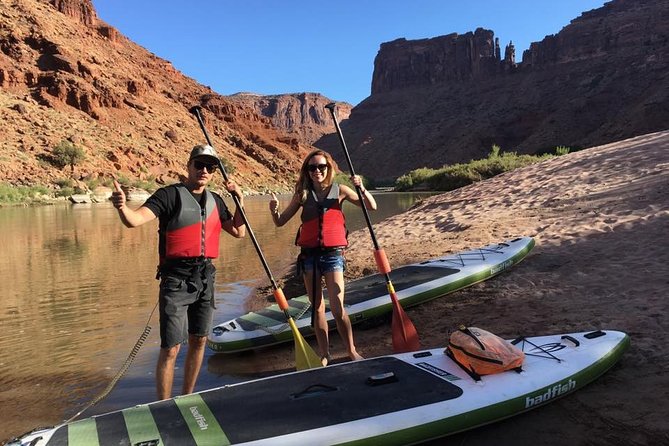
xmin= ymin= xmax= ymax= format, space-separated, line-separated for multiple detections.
xmin=111 ymin=179 xmax=126 ymax=209
xmin=269 ymin=192 xmax=279 ymax=215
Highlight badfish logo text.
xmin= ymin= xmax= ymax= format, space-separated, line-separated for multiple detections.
xmin=190 ymin=406 xmax=209 ymax=430
xmin=525 ymin=379 xmax=576 ymax=408
xmin=416 ymin=362 xmax=461 ymax=381
xmin=490 ymin=260 xmax=513 ymax=275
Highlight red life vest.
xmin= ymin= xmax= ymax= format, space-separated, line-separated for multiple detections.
xmin=297 ymin=183 xmax=348 ymax=248
xmin=163 ymin=185 xmax=222 ymax=259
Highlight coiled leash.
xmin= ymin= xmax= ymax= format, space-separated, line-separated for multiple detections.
xmin=64 ymin=300 xmax=158 ymax=423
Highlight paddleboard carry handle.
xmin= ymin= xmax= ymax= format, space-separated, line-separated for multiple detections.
xmin=561 ymin=335 xmax=580 ymax=347
xmin=584 ymin=330 xmax=606 ymax=339
xmin=366 ymin=372 xmax=399 ymax=386
xmin=291 ymin=383 xmax=339 ymax=399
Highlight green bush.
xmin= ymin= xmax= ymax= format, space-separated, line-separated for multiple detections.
xmin=555 ymin=146 xmax=571 ymax=156
xmin=334 ymin=172 xmax=370 ymax=191
xmin=115 ymin=175 xmax=131 ymax=186
xmin=0 ymin=183 xmax=51 ymax=204
xmin=55 ymin=178 xmax=74 ymax=188
xmin=395 ymin=173 xmax=413 ymax=190
xmin=132 ymin=177 xmax=159 ymax=192
xmin=56 ymin=187 xmax=75 ymax=198
xmin=52 ymin=140 xmax=86 ymax=171
xmin=221 ymin=157 xmax=235 ymax=174
xmin=395 ymin=167 xmax=436 ymax=191
xmin=395 ymin=145 xmax=555 ymax=192
xmin=85 ymin=178 xmax=100 ymax=190
xmin=110 ymin=174 xmax=159 ymax=193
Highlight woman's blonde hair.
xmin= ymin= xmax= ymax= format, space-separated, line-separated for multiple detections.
xmin=294 ymin=150 xmax=335 ymax=203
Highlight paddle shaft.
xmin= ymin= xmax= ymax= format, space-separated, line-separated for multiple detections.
xmin=189 ymin=106 xmax=280 ymax=292
xmin=325 ymin=104 xmax=388 ymax=278
xmin=326 ymin=103 xmax=420 ymax=352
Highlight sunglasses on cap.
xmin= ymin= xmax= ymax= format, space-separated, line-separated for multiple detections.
xmin=307 ymin=163 xmax=328 ymax=173
xmin=193 ymin=160 xmax=218 ymax=172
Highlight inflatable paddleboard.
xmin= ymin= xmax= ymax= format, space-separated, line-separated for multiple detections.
xmin=10 ymin=329 xmax=628 ymax=446
xmin=209 ymin=236 xmax=535 ymax=353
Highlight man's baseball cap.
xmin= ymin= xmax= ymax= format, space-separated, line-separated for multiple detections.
xmin=189 ymin=144 xmax=219 ymax=164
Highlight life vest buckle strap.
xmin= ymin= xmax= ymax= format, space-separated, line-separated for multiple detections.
xmin=299 ymin=247 xmax=346 ymax=256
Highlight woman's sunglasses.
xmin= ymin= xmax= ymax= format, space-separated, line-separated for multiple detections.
xmin=307 ymin=163 xmax=328 ymax=173
xmin=193 ymin=160 xmax=218 ymax=173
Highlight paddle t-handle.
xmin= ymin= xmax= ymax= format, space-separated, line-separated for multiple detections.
xmin=325 ymin=103 xmax=357 ymax=177
xmin=325 ymin=103 xmax=381 ymax=251
xmin=189 ymin=106 xmax=231 ymax=183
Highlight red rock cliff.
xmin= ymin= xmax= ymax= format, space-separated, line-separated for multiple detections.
xmin=1 ymin=0 xmax=324 ymax=193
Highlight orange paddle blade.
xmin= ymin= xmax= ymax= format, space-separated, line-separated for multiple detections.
xmin=390 ymin=292 xmax=420 ymax=353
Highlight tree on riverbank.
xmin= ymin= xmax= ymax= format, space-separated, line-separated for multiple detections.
xmin=51 ymin=140 xmax=86 ymax=173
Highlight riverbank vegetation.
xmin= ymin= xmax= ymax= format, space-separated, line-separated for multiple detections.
xmin=0 ymin=175 xmax=160 ymax=206
xmin=0 ymin=138 xmax=161 ymax=206
xmin=0 ymin=183 xmax=53 ymax=205
xmin=1 ymin=145 xmax=570 ymax=206
xmin=394 ymin=145 xmax=571 ymax=192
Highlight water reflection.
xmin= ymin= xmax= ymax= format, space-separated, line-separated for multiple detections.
xmin=0 ymin=192 xmax=434 ymax=440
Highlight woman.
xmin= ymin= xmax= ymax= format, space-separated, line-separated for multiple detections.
xmin=269 ymin=150 xmax=377 ymax=365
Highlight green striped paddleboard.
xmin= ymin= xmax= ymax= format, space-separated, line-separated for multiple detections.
xmin=10 ymin=329 xmax=628 ymax=445
xmin=209 ymin=236 xmax=535 ymax=353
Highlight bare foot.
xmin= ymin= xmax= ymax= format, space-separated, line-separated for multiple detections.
xmin=321 ymin=355 xmax=331 ymax=367
xmin=349 ymin=351 xmax=364 ymax=361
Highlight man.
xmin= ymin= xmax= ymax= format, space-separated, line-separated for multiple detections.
xmin=111 ymin=144 xmax=245 ymax=400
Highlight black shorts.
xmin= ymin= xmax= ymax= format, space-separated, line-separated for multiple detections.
xmin=158 ymin=269 xmax=216 ymax=349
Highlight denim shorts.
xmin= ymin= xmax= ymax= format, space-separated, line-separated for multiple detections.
xmin=300 ymin=250 xmax=346 ymax=274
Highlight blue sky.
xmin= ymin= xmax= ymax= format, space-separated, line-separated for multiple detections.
xmin=92 ymin=1 xmax=608 ymax=106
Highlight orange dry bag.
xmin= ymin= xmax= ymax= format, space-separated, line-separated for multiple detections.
xmin=446 ymin=326 xmax=525 ymax=381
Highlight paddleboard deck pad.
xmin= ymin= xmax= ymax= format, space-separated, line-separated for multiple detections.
xmin=209 ymin=236 xmax=535 ymax=353
xmin=11 ymin=329 xmax=628 ymax=446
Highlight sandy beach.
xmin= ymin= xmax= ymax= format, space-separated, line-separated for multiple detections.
xmin=248 ymin=130 xmax=669 ymax=445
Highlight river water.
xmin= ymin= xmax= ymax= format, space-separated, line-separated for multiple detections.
xmin=0 ymin=192 xmax=432 ymax=439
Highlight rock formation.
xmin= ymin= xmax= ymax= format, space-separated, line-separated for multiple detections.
xmin=227 ymin=92 xmax=352 ymax=145
xmin=371 ymin=28 xmax=516 ymax=95
xmin=317 ymin=0 xmax=669 ymax=182
xmin=0 ymin=0 xmax=331 ymax=193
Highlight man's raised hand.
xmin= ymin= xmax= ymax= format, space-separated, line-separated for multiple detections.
xmin=111 ymin=179 xmax=126 ymax=209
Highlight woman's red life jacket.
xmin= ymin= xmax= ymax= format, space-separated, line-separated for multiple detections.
xmin=297 ymin=183 xmax=348 ymax=248
xmin=163 ymin=185 xmax=222 ymax=259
